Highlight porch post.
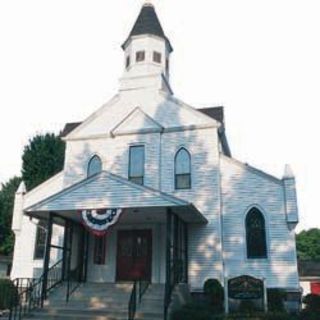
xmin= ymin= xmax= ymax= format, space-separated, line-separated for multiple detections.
xmin=184 ymin=222 xmax=188 ymax=283
xmin=83 ymin=229 xmax=89 ymax=282
xmin=41 ymin=211 xmax=53 ymax=304
xmin=61 ymin=219 xmax=69 ymax=281
xmin=164 ymin=208 xmax=173 ymax=320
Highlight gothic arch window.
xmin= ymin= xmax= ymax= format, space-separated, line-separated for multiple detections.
xmin=246 ymin=207 xmax=267 ymax=259
xmin=175 ymin=148 xmax=191 ymax=190
xmin=87 ymin=155 xmax=102 ymax=177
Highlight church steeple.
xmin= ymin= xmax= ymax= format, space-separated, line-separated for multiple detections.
xmin=120 ymin=2 xmax=173 ymax=92
xmin=122 ymin=2 xmax=173 ymax=53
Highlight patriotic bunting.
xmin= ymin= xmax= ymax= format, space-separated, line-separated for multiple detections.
xmin=81 ymin=208 xmax=123 ymax=236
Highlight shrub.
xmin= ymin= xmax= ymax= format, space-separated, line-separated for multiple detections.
xmin=265 ymin=312 xmax=298 ymax=320
xmin=302 ymin=293 xmax=320 ymax=312
xmin=203 ymin=278 xmax=224 ymax=311
xmin=299 ymin=309 xmax=320 ymax=320
xmin=267 ymin=288 xmax=286 ymax=312
xmin=171 ymin=302 xmax=214 ymax=320
xmin=238 ymin=300 xmax=258 ymax=314
xmin=0 ymin=279 xmax=18 ymax=310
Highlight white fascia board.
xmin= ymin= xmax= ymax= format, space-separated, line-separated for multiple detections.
xmin=25 ymin=171 xmax=190 ymax=212
xmin=164 ymin=94 xmax=221 ymax=128
xmin=63 ymin=94 xmax=120 ymax=140
xmin=63 ymin=123 xmax=217 ymax=141
xmin=110 ymin=106 xmax=164 ymax=137
xmin=221 ymin=154 xmax=283 ymax=186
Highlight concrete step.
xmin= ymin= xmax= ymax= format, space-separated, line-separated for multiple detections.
xmin=32 ymin=282 xmax=165 ymax=320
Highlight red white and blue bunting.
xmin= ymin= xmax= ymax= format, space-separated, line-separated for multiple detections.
xmin=81 ymin=208 xmax=123 ymax=236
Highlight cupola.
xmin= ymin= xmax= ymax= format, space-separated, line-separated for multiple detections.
xmin=120 ymin=2 xmax=173 ymax=90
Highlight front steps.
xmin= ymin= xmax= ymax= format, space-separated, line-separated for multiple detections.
xmin=24 ymin=282 xmax=165 ymax=320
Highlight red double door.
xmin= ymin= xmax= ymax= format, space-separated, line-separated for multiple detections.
xmin=116 ymin=230 xmax=152 ymax=281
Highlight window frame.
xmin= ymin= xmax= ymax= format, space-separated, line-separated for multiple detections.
xmin=153 ymin=51 xmax=162 ymax=64
xmin=93 ymin=234 xmax=107 ymax=265
xmin=174 ymin=147 xmax=192 ymax=190
xmin=33 ymin=220 xmax=47 ymax=260
xmin=87 ymin=155 xmax=102 ymax=178
xmin=136 ymin=51 xmax=145 ymax=62
xmin=126 ymin=55 xmax=131 ymax=69
xmin=128 ymin=145 xmax=145 ymax=185
xmin=245 ymin=207 xmax=268 ymax=259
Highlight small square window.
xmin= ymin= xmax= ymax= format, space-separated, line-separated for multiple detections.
xmin=136 ymin=51 xmax=145 ymax=62
xmin=153 ymin=51 xmax=162 ymax=63
xmin=126 ymin=56 xmax=130 ymax=68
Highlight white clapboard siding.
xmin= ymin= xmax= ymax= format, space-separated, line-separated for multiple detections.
xmin=26 ymin=171 xmax=189 ymax=212
xmin=220 ymin=155 xmax=299 ymax=289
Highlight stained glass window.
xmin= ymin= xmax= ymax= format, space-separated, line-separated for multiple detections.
xmin=87 ymin=155 xmax=102 ymax=177
xmin=175 ymin=148 xmax=191 ymax=190
xmin=246 ymin=208 xmax=267 ymax=259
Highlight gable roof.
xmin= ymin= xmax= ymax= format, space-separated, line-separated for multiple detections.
xmin=60 ymin=122 xmax=82 ymax=137
xmin=110 ymin=107 xmax=163 ymax=136
xmin=199 ymin=107 xmax=225 ymax=128
xmin=61 ymin=106 xmax=225 ymax=138
xmin=122 ymin=3 xmax=173 ymax=52
xmin=25 ymin=171 xmax=207 ymax=223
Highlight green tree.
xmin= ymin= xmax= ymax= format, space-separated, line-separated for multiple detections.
xmin=22 ymin=133 xmax=65 ymax=191
xmin=0 ymin=176 xmax=21 ymax=255
xmin=296 ymin=228 xmax=320 ymax=260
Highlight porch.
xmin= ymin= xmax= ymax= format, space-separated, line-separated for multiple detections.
xmin=20 ymin=171 xmax=207 ymax=318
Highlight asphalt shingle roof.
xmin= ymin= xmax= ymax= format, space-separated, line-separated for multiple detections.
xmin=122 ymin=4 xmax=173 ymax=52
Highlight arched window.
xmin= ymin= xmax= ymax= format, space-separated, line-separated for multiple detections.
xmin=246 ymin=207 xmax=267 ymax=259
xmin=87 ymin=155 xmax=102 ymax=177
xmin=175 ymin=148 xmax=191 ymax=190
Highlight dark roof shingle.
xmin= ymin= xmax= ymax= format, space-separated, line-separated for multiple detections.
xmin=60 ymin=122 xmax=82 ymax=138
xmin=122 ymin=4 xmax=173 ymax=52
xmin=198 ymin=106 xmax=224 ymax=126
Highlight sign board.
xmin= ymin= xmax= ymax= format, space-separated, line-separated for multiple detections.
xmin=228 ymin=275 xmax=264 ymax=300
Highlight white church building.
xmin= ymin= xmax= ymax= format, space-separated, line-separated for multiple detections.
xmin=11 ymin=2 xmax=300 ymax=317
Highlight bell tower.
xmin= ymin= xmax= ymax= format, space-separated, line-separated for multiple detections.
xmin=120 ymin=2 xmax=173 ymax=92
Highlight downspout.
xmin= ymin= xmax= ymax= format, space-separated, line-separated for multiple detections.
xmin=218 ymin=142 xmax=227 ymax=310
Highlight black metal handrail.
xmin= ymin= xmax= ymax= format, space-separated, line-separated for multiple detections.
xmin=128 ymin=281 xmax=137 ymax=320
xmin=8 ymin=259 xmax=63 ymax=320
xmin=164 ymin=258 xmax=183 ymax=320
xmin=66 ymin=263 xmax=82 ymax=303
xmin=138 ymin=279 xmax=150 ymax=303
xmin=128 ymin=278 xmax=150 ymax=320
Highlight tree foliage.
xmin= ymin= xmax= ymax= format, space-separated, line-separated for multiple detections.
xmin=296 ymin=228 xmax=320 ymax=260
xmin=0 ymin=176 xmax=21 ymax=255
xmin=22 ymin=133 xmax=65 ymax=191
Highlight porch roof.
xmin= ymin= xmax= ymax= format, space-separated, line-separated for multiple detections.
xmin=25 ymin=171 xmax=207 ymax=224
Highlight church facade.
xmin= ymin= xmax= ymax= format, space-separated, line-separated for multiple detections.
xmin=11 ymin=2 xmax=300 ymax=311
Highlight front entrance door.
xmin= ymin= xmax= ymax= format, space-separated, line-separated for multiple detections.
xmin=116 ymin=230 xmax=152 ymax=281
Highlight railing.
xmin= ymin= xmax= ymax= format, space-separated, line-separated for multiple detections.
xmin=138 ymin=279 xmax=150 ymax=303
xmin=164 ymin=259 xmax=183 ymax=320
xmin=8 ymin=259 xmax=63 ymax=320
xmin=66 ymin=263 xmax=82 ymax=303
xmin=128 ymin=279 xmax=151 ymax=320
xmin=128 ymin=281 xmax=137 ymax=320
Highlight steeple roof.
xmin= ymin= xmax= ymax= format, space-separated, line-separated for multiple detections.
xmin=122 ymin=3 xmax=173 ymax=52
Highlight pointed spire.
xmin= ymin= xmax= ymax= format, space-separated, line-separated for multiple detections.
xmin=122 ymin=3 xmax=173 ymax=52
xmin=283 ymin=164 xmax=295 ymax=179
xmin=16 ymin=181 xmax=26 ymax=195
